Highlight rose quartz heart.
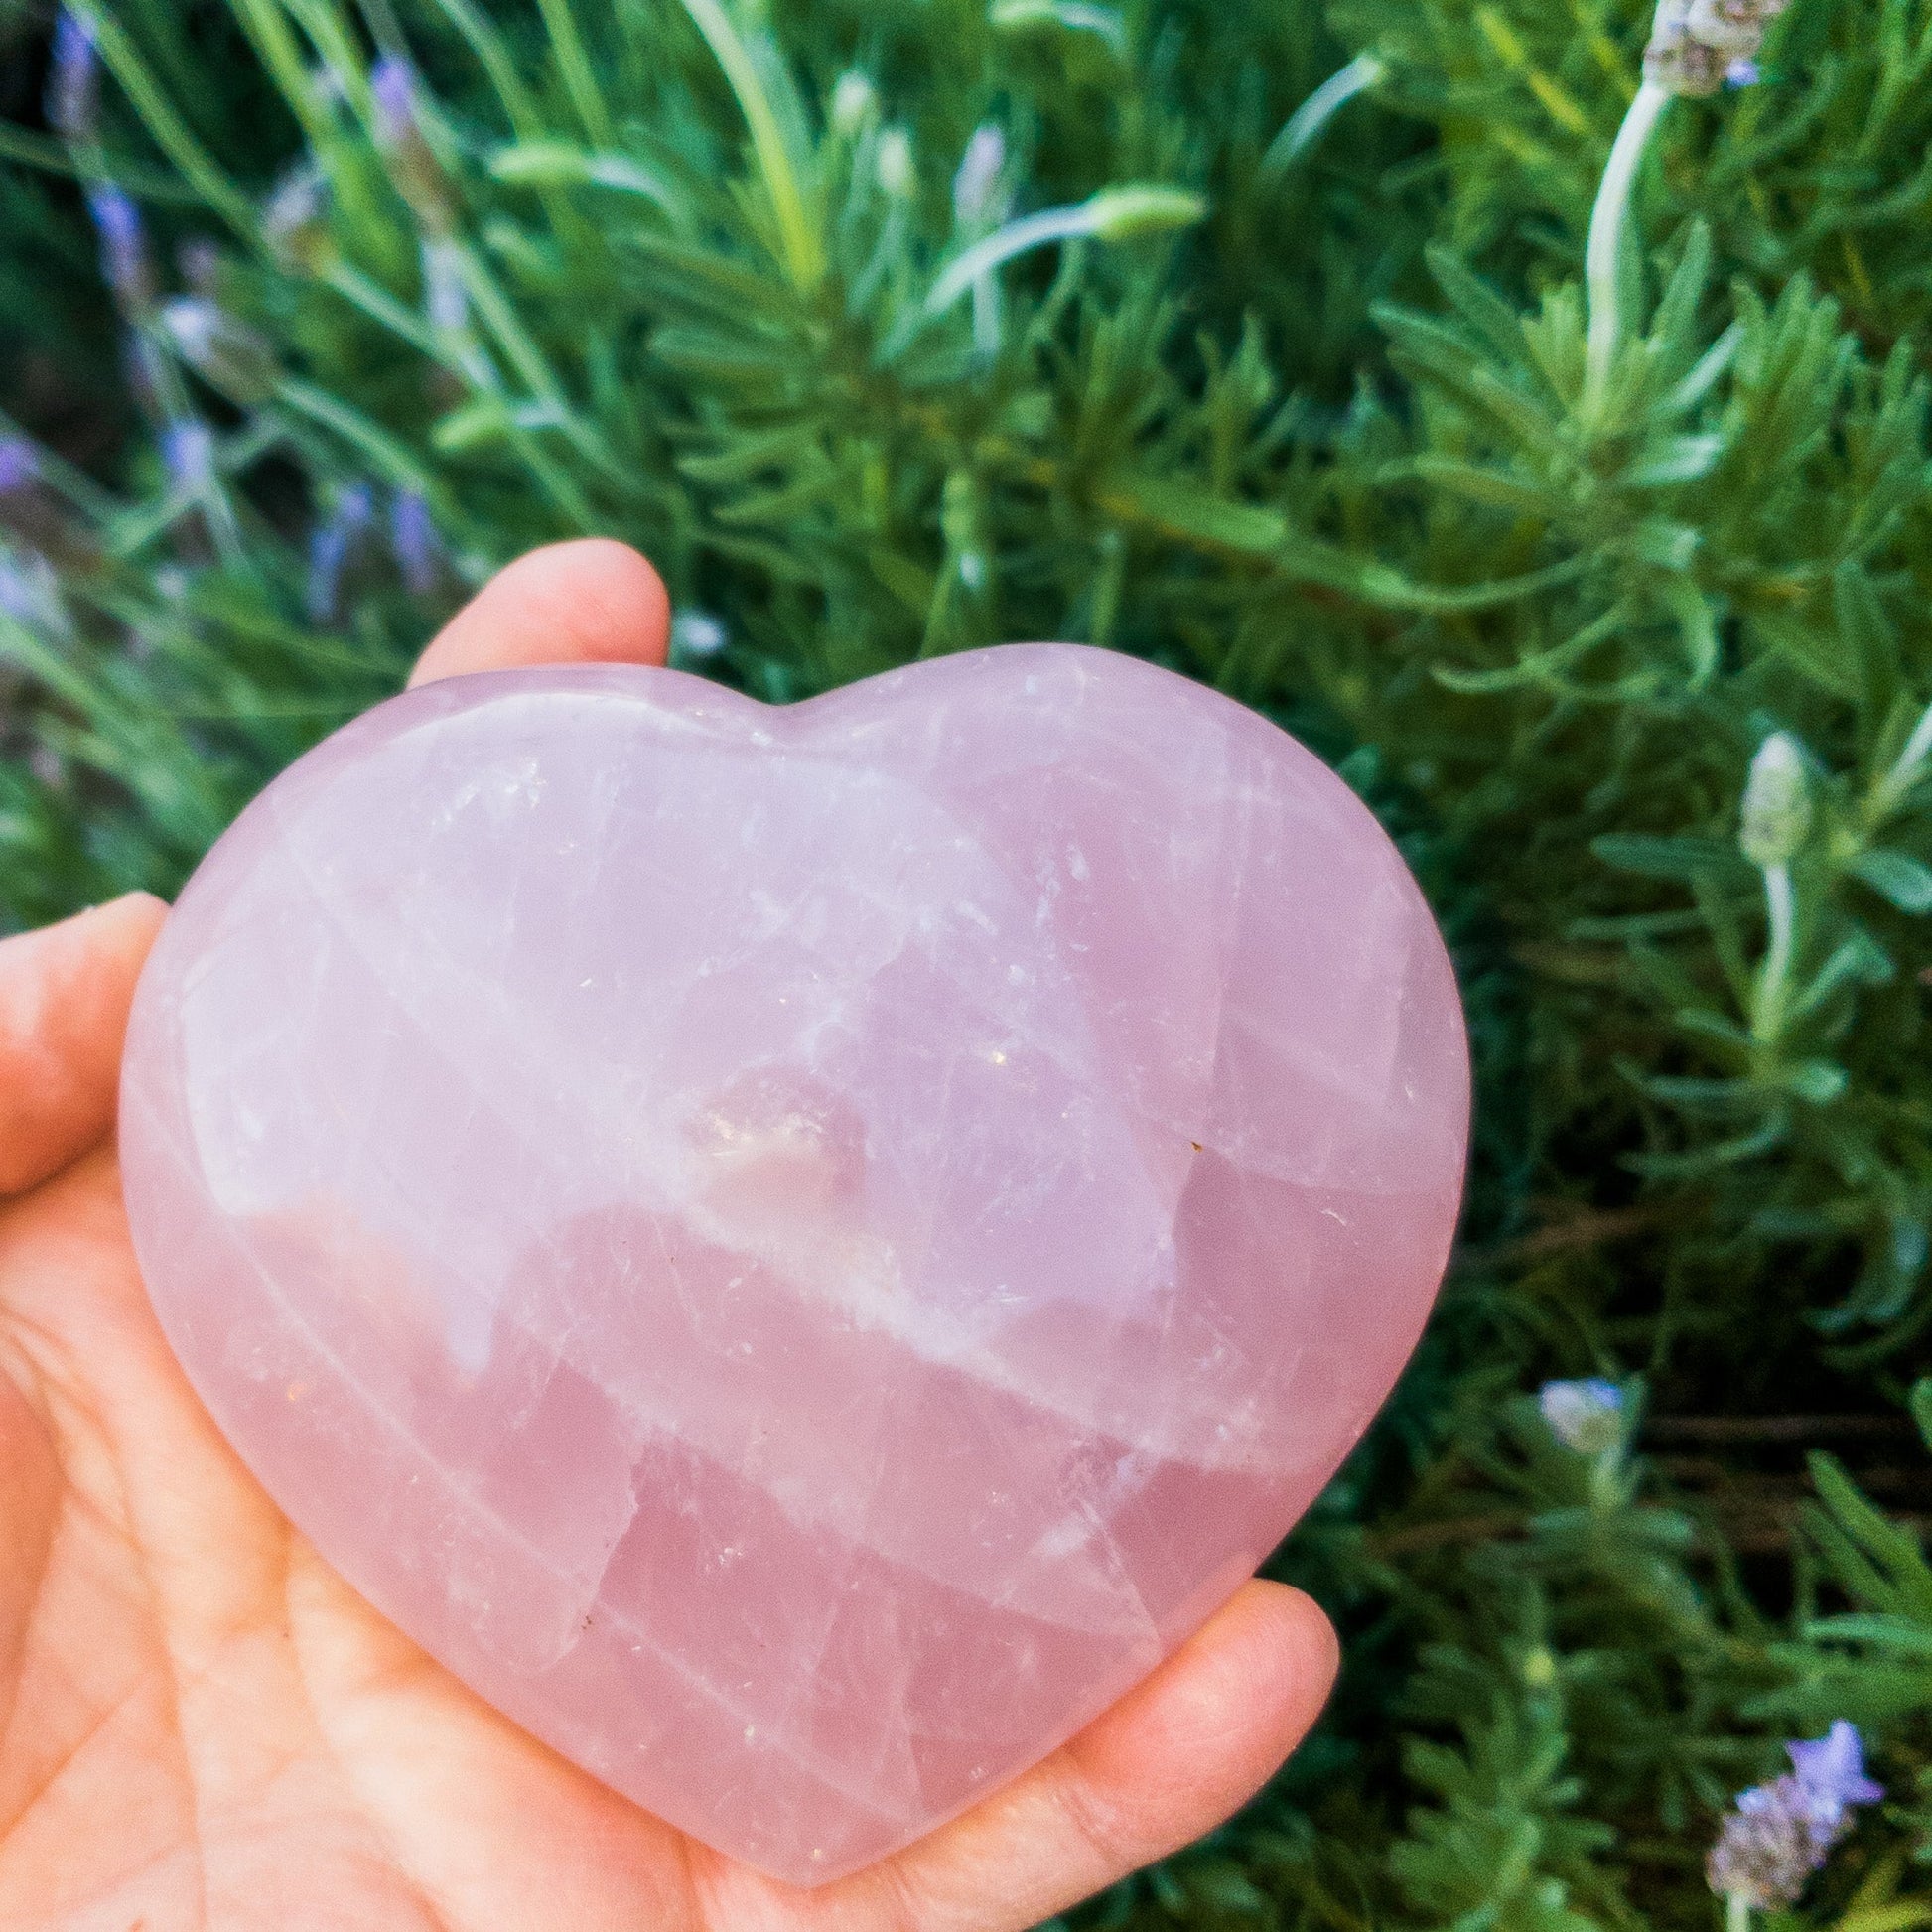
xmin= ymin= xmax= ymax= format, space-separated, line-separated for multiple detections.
xmin=120 ymin=642 xmax=1467 ymax=1884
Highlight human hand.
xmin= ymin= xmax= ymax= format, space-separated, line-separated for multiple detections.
xmin=0 ymin=540 xmax=1338 ymax=1930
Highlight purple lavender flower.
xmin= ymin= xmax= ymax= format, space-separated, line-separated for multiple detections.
xmin=87 ymin=183 xmax=154 ymax=307
xmin=1646 ymin=0 xmax=1789 ymax=97
xmin=161 ymin=419 xmax=214 ymax=493
xmin=1538 ymin=1378 xmax=1624 ymax=1453
xmin=0 ymin=549 xmax=64 ymax=631
xmin=390 ymin=489 xmax=438 ymax=595
xmin=307 ymin=482 xmax=375 ymax=624
xmin=369 ymin=55 xmax=418 ymax=148
xmin=0 ymin=438 xmax=38 ymax=496
xmin=0 ymin=559 xmax=37 ymax=623
xmin=1788 ymin=1721 xmax=1884 ymax=1821
xmin=1708 ymin=1724 xmax=1882 ymax=1907
xmin=47 ymin=10 xmax=99 ymax=142
xmin=369 ymin=55 xmax=454 ymax=227
xmin=122 ymin=331 xmax=163 ymax=415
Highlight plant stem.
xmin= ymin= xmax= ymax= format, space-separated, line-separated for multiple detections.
xmin=1725 ymin=1893 xmax=1751 ymax=1932
xmin=1260 ymin=53 xmax=1385 ymax=178
xmin=535 ymin=0 xmax=614 ymax=148
xmin=1871 ymin=695 xmax=1932 ymax=820
xmin=451 ymin=245 xmax=627 ymax=484
xmin=1752 ymin=861 xmax=1795 ymax=1043
xmin=924 ymin=186 xmax=1203 ymax=316
xmin=1583 ymin=78 xmax=1669 ymax=420
xmin=926 ymin=205 xmax=1098 ymax=314
xmin=681 ymin=0 xmax=822 ymax=293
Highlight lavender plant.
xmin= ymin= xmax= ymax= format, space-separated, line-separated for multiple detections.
xmin=6 ymin=0 xmax=1932 ymax=1922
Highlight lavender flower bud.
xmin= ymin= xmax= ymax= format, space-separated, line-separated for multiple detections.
xmin=264 ymin=163 xmax=331 ymax=271
xmin=162 ymin=420 xmax=214 ymax=494
xmin=421 ymin=238 xmax=468 ymax=335
xmin=1539 ymin=1378 xmax=1624 ymax=1453
xmin=177 ymin=236 xmax=222 ymax=296
xmin=0 ymin=547 xmax=67 ymax=634
xmin=670 ymin=609 xmax=728 ymax=663
xmin=370 ymin=56 xmax=455 ymax=229
xmin=1645 ymin=0 xmax=1788 ymax=97
xmin=1739 ymin=732 xmax=1811 ymax=868
xmin=87 ymin=184 xmax=154 ymax=308
xmin=121 ymin=331 xmax=163 ymax=416
xmin=369 ymin=55 xmax=417 ymax=148
xmin=307 ymin=483 xmax=374 ymax=624
xmin=162 ymin=297 xmax=278 ymax=404
xmin=47 ymin=10 xmax=99 ymax=143
xmin=390 ymin=488 xmax=439 ymax=595
xmin=953 ymin=125 xmax=1009 ymax=229
xmin=830 ymin=70 xmax=877 ymax=138
xmin=877 ymin=127 xmax=915 ymax=200
xmin=0 ymin=439 xmax=38 ymax=496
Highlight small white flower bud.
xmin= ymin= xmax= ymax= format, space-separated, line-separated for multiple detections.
xmin=671 ymin=609 xmax=728 ymax=660
xmin=422 ymin=239 xmax=469 ymax=335
xmin=161 ymin=298 xmax=279 ymax=402
xmin=876 ymin=127 xmax=915 ymax=199
xmin=830 ymin=70 xmax=877 ymax=138
xmin=1539 ymin=1379 xmax=1625 ymax=1454
xmin=1739 ymin=732 xmax=1812 ymax=868
xmin=1081 ymin=184 xmax=1207 ymax=239
xmin=953 ymin=125 xmax=1008 ymax=227
xmin=263 ymin=164 xmax=331 ymax=271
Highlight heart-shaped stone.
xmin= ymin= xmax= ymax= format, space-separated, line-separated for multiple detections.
xmin=120 ymin=643 xmax=1467 ymax=1884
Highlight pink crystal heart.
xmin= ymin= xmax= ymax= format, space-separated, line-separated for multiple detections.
xmin=120 ymin=642 xmax=1468 ymax=1884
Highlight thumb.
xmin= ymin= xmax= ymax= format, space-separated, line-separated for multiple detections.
xmin=408 ymin=539 xmax=670 ymax=687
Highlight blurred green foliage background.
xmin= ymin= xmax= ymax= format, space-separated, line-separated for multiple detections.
xmin=8 ymin=0 xmax=1932 ymax=1921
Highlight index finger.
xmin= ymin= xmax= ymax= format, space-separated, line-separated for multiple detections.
xmin=0 ymin=892 xmax=169 ymax=1196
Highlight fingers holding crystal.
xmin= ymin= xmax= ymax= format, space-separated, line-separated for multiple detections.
xmin=408 ymin=539 xmax=671 ymax=687
xmin=685 ymin=1580 xmax=1338 ymax=1932
xmin=0 ymin=893 xmax=168 ymax=1197
xmin=923 ymin=1581 xmax=1337 ymax=1930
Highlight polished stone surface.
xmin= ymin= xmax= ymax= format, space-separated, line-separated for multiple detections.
xmin=120 ymin=644 xmax=1469 ymax=1883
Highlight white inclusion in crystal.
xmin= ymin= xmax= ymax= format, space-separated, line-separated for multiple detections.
xmin=501 ymin=757 xmax=546 ymax=808
xmin=1030 ymin=1513 xmax=1101 ymax=1561
xmin=1067 ymin=847 xmax=1090 ymax=881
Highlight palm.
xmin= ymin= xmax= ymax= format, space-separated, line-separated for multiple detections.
xmin=0 ymin=543 xmax=1336 ymax=1932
